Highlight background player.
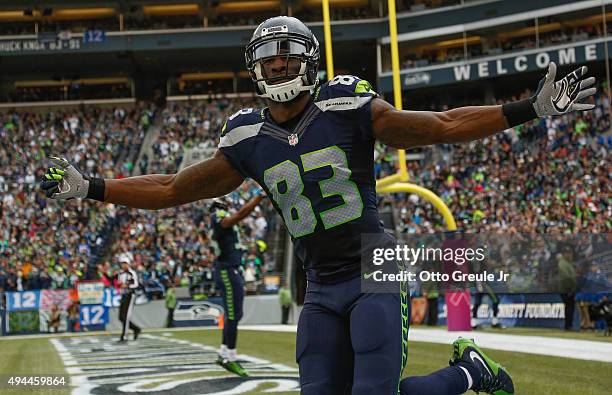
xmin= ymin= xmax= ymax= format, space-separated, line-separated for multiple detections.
xmin=209 ymin=193 xmax=265 ymax=377
xmin=40 ymin=16 xmax=596 ymax=395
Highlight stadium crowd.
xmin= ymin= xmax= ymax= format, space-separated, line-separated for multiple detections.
xmin=380 ymin=87 xmax=610 ymax=235
xmin=107 ymin=97 xmax=277 ymax=297
xmin=0 ymin=102 xmax=155 ymax=292
xmin=149 ymin=98 xmax=258 ymax=174
xmin=0 ymin=85 xmax=609 ymax=325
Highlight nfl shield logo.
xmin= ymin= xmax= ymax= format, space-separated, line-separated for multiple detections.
xmin=288 ymin=133 xmax=299 ymax=146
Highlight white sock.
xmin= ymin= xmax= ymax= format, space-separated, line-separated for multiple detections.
xmin=227 ymin=348 xmax=237 ymax=362
xmin=219 ymin=344 xmax=228 ymax=358
xmin=459 ymin=366 xmax=474 ymax=390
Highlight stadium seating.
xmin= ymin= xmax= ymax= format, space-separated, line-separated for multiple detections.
xmin=383 ymin=89 xmax=609 ymax=234
xmin=0 ymin=102 xmax=155 ymax=291
xmin=150 ymin=98 xmax=260 ymax=174
xmin=0 ymin=89 xmax=608 ymax=294
xmin=99 ymin=97 xmax=275 ymax=298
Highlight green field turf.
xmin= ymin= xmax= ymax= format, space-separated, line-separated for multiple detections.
xmin=0 ymin=329 xmax=610 ymax=394
xmin=173 ymin=330 xmax=612 ymax=395
xmin=0 ymin=336 xmax=68 ymax=395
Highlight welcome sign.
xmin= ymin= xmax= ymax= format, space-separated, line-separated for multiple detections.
xmin=378 ymin=37 xmax=611 ymax=91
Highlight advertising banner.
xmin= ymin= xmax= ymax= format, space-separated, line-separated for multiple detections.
xmin=38 ymin=290 xmax=77 ymax=333
xmin=430 ymin=293 xmax=590 ymax=329
xmin=103 ymin=288 xmax=121 ymax=308
xmin=77 ymin=281 xmax=105 ymax=305
xmin=80 ymin=304 xmax=109 ymax=328
xmin=173 ymin=297 xmax=224 ymax=327
xmin=40 ymin=289 xmax=76 ymax=311
xmin=7 ymin=310 xmax=40 ymax=334
xmin=6 ymin=291 xmax=40 ymax=312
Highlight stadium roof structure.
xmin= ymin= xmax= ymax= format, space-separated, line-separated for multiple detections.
xmin=0 ymin=0 xmax=272 ymax=9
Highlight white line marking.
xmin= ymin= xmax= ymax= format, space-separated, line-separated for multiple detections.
xmin=409 ymin=328 xmax=612 ymax=363
xmin=51 ymin=332 xmax=298 ymax=394
xmin=238 ymin=325 xmax=612 ymax=363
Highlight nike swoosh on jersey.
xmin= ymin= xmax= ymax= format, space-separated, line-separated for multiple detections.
xmin=363 ymin=270 xmax=381 ymax=280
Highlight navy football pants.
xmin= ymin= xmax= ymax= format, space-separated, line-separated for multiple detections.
xmin=297 ymin=276 xmax=469 ymax=395
xmin=214 ymin=264 xmax=244 ymax=349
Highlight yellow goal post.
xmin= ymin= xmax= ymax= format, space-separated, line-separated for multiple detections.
xmin=321 ymin=0 xmax=457 ymax=231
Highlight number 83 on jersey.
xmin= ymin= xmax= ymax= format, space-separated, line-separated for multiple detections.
xmin=263 ymin=145 xmax=364 ymax=238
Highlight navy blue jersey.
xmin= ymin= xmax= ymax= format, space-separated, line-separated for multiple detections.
xmin=211 ymin=209 xmax=244 ymax=267
xmin=219 ymin=76 xmax=384 ymax=282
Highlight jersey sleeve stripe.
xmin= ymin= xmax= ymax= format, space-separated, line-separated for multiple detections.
xmin=218 ymin=122 xmax=264 ymax=148
xmin=315 ymin=96 xmax=374 ymax=112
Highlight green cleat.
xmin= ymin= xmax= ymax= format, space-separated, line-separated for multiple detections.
xmin=450 ymin=338 xmax=514 ymax=395
xmin=216 ymin=355 xmax=250 ymax=377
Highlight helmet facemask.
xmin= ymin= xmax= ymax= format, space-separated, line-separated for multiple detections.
xmin=246 ymin=31 xmax=319 ymax=102
xmin=210 ymin=198 xmax=230 ymax=213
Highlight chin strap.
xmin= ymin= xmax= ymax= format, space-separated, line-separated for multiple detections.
xmin=261 ymin=77 xmax=303 ymax=102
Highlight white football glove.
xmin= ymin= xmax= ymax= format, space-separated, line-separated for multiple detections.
xmin=532 ymin=62 xmax=596 ymax=116
xmin=40 ymin=156 xmax=90 ymax=199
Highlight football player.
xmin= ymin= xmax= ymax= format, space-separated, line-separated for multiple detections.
xmin=209 ymin=194 xmax=265 ymax=377
xmin=41 ymin=16 xmax=596 ymax=395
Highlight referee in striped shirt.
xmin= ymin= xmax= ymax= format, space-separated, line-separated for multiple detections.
xmin=118 ymin=255 xmax=141 ymax=342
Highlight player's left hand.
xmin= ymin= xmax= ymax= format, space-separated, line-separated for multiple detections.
xmin=532 ymin=62 xmax=596 ymax=116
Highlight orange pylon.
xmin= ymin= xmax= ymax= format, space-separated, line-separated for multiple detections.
xmin=218 ymin=313 xmax=224 ymax=329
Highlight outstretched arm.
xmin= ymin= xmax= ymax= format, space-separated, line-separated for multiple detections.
xmin=219 ymin=194 xmax=265 ymax=228
xmin=105 ymin=150 xmax=244 ymax=209
xmin=372 ymin=99 xmax=508 ymax=149
xmin=42 ymin=150 xmax=245 ymax=210
xmin=372 ymin=62 xmax=596 ymax=149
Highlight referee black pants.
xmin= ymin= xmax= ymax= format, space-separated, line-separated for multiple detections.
xmin=119 ymin=293 xmax=140 ymax=340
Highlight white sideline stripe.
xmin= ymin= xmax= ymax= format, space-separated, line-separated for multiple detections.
xmin=409 ymin=328 xmax=612 ymax=363
xmin=239 ymin=325 xmax=612 ymax=363
xmin=240 ymin=325 xmax=298 ymax=333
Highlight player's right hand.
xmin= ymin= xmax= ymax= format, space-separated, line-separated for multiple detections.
xmin=40 ymin=156 xmax=90 ymax=199
xmin=532 ymin=62 xmax=596 ymax=116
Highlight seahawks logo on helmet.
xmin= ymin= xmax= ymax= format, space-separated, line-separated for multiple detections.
xmin=245 ymin=16 xmax=320 ymax=103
